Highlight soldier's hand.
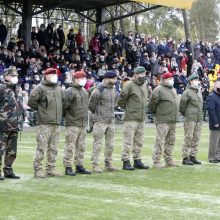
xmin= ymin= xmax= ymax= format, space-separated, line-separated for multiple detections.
xmin=214 ymin=124 xmax=219 ymax=128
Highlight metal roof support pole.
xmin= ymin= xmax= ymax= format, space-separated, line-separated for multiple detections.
xmin=22 ymin=0 xmax=33 ymax=49
xmin=96 ymin=7 xmax=106 ymax=34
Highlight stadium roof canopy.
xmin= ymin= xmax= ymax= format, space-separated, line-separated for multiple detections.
xmin=1 ymin=0 xmax=196 ymax=12
xmin=0 ymin=0 xmax=196 ymax=47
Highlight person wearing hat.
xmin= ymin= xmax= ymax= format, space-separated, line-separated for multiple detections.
xmin=63 ymin=70 xmax=91 ymax=175
xmin=179 ymin=74 xmax=203 ymax=165
xmin=207 ymin=79 xmax=220 ymax=163
xmin=89 ymin=71 xmax=119 ymax=173
xmin=149 ymin=72 xmax=179 ymax=168
xmin=117 ymin=66 xmax=149 ymax=170
xmin=28 ymin=68 xmax=63 ymax=178
xmin=0 ymin=67 xmax=22 ymax=180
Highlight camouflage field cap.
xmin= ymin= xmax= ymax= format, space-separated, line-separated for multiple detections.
xmin=3 ymin=67 xmax=18 ymax=77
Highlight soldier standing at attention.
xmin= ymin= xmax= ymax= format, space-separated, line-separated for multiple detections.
xmin=117 ymin=66 xmax=149 ymax=170
xmin=180 ymin=74 xmax=203 ymax=165
xmin=28 ymin=68 xmax=63 ymax=178
xmin=89 ymin=71 xmax=118 ymax=173
xmin=63 ymin=70 xmax=91 ymax=176
xmin=149 ymin=72 xmax=179 ymax=168
xmin=0 ymin=68 xmax=22 ymax=180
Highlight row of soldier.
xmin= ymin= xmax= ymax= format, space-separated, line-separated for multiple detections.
xmin=1 ymin=66 xmax=220 ymax=179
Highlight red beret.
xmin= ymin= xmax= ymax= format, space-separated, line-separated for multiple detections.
xmin=73 ymin=70 xmax=86 ymax=79
xmin=162 ymin=72 xmax=173 ymax=79
xmin=44 ymin=68 xmax=57 ymax=75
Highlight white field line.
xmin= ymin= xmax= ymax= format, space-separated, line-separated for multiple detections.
xmin=2 ymin=177 xmax=220 ymax=218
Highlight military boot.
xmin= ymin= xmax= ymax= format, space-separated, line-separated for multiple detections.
xmin=153 ymin=162 xmax=165 ymax=169
xmin=165 ymin=161 xmax=179 ymax=168
xmin=190 ymin=156 xmax=201 ymax=164
xmin=65 ymin=167 xmax=76 ymax=176
xmin=76 ymin=165 xmax=91 ymax=174
xmin=46 ymin=170 xmax=62 ymax=177
xmin=3 ymin=167 xmax=20 ymax=179
xmin=182 ymin=157 xmax=194 ymax=165
xmin=92 ymin=164 xmax=103 ymax=173
xmin=34 ymin=170 xmax=45 ymax=178
xmin=104 ymin=162 xmax=119 ymax=172
xmin=134 ymin=159 xmax=149 ymax=169
xmin=122 ymin=160 xmax=135 ymax=170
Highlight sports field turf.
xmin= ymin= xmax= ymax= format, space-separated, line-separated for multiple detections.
xmin=1 ymin=124 xmax=220 ymax=220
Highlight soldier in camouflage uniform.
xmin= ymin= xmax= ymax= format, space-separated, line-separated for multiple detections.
xmin=180 ymin=74 xmax=203 ymax=165
xmin=117 ymin=66 xmax=149 ymax=170
xmin=149 ymin=72 xmax=179 ymax=168
xmin=89 ymin=71 xmax=119 ymax=173
xmin=28 ymin=68 xmax=63 ymax=178
xmin=63 ymin=70 xmax=91 ymax=176
xmin=0 ymin=67 xmax=23 ymax=180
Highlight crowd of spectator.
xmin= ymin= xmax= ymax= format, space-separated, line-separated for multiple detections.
xmin=0 ymin=20 xmax=220 ymax=116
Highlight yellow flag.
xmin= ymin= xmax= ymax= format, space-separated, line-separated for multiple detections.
xmin=134 ymin=0 xmax=197 ymax=10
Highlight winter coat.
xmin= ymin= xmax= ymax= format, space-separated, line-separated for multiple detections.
xmin=117 ymin=79 xmax=148 ymax=122
xmin=63 ymin=83 xmax=88 ymax=127
xmin=89 ymin=82 xmax=116 ymax=123
xmin=28 ymin=80 xmax=63 ymax=125
xmin=148 ymin=82 xmax=179 ymax=124
xmin=207 ymin=91 xmax=220 ymax=130
xmin=179 ymin=85 xmax=203 ymax=122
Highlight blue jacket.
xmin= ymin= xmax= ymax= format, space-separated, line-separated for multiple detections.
xmin=207 ymin=91 xmax=220 ymax=130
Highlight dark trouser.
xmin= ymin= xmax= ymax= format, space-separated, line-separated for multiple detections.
xmin=208 ymin=130 xmax=220 ymax=161
xmin=0 ymin=131 xmax=18 ymax=174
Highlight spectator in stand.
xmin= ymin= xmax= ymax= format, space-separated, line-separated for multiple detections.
xmin=89 ymin=33 xmax=101 ymax=56
xmin=75 ymin=29 xmax=84 ymax=48
xmin=31 ymin=27 xmax=38 ymax=42
xmin=54 ymin=25 xmax=65 ymax=51
xmin=37 ymin=24 xmax=48 ymax=48
xmin=67 ymin=28 xmax=75 ymax=51
xmin=213 ymin=42 xmax=220 ymax=65
xmin=0 ymin=19 xmax=7 ymax=45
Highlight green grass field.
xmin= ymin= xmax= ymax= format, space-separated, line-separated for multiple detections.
xmin=1 ymin=124 xmax=220 ymax=220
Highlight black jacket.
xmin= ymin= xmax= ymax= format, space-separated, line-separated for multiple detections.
xmin=207 ymin=91 xmax=220 ymax=130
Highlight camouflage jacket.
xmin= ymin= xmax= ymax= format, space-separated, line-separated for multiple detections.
xmin=0 ymin=83 xmax=24 ymax=131
xmin=89 ymin=82 xmax=116 ymax=123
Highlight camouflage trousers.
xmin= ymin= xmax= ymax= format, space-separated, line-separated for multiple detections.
xmin=152 ymin=123 xmax=176 ymax=164
xmin=63 ymin=126 xmax=86 ymax=167
xmin=121 ymin=121 xmax=144 ymax=161
xmin=91 ymin=122 xmax=115 ymax=165
xmin=0 ymin=131 xmax=18 ymax=173
xmin=33 ymin=125 xmax=60 ymax=172
xmin=182 ymin=121 xmax=202 ymax=158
